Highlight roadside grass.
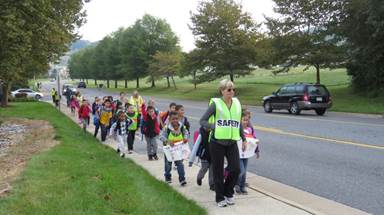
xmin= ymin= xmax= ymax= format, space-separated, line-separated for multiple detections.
xmin=0 ymin=102 xmax=206 ymax=215
xmin=84 ymin=67 xmax=384 ymax=114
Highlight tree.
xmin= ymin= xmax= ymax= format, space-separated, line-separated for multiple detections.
xmin=190 ymin=0 xmax=260 ymax=82
xmin=119 ymin=14 xmax=179 ymax=88
xmin=180 ymin=48 xmax=209 ymax=89
xmin=147 ymin=51 xmax=183 ymax=89
xmin=264 ymin=0 xmax=347 ymax=84
xmin=343 ymin=0 xmax=384 ymax=95
xmin=0 ymin=0 xmax=88 ymax=106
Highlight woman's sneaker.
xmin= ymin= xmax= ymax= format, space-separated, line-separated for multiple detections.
xmin=225 ymin=196 xmax=235 ymax=205
xmin=217 ymin=200 xmax=227 ymax=207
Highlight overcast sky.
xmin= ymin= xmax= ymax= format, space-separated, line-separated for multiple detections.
xmin=78 ymin=0 xmax=275 ymax=52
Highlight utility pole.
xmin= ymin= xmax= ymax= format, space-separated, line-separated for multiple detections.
xmin=56 ymin=69 xmax=61 ymax=111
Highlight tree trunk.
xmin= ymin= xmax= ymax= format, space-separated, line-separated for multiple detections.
xmin=151 ymin=76 xmax=155 ymax=88
xmin=136 ymin=77 xmax=140 ymax=89
xmin=171 ymin=75 xmax=177 ymax=89
xmin=315 ymin=64 xmax=320 ymax=84
xmin=166 ymin=76 xmax=170 ymax=88
xmin=193 ymin=71 xmax=197 ymax=89
xmin=125 ymin=80 xmax=128 ymax=89
xmin=107 ymin=80 xmax=110 ymax=88
xmin=115 ymin=80 xmax=118 ymax=88
xmin=94 ymin=79 xmax=97 ymax=86
xmin=229 ymin=72 xmax=234 ymax=82
xmin=86 ymin=79 xmax=88 ymax=84
xmin=1 ymin=83 xmax=9 ymax=107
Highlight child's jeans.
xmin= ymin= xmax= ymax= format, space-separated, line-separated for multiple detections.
xmin=237 ymin=158 xmax=249 ymax=190
xmin=197 ymin=159 xmax=214 ymax=187
xmin=100 ymin=124 xmax=108 ymax=142
xmin=164 ymin=157 xmax=185 ymax=182
xmin=127 ymin=130 xmax=136 ymax=150
xmin=117 ymin=134 xmax=128 ymax=153
xmin=145 ymin=136 xmax=158 ymax=155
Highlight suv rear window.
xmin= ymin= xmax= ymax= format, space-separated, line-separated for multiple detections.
xmin=307 ymin=85 xmax=328 ymax=96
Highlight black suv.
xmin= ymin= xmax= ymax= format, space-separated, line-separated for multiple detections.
xmin=262 ymin=83 xmax=332 ymax=115
xmin=78 ymin=81 xmax=86 ymax=88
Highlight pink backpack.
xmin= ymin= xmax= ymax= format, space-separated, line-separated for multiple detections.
xmin=193 ymin=129 xmax=200 ymax=144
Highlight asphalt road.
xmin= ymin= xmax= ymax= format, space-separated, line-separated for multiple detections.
xmin=44 ymin=81 xmax=384 ymax=214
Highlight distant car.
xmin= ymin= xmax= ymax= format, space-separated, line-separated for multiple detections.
xmin=11 ymin=89 xmax=44 ymax=100
xmin=77 ymin=81 xmax=86 ymax=88
xmin=262 ymin=83 xmax=332 ymax=115
xmin=50 ymin=79 xmax=55 ymax=82
xmin=62 ymin=84 xmax=77 ymax=96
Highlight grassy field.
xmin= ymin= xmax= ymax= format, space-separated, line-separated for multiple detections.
xmin=82 ymin=67 xmax=384 ymax=114
xmin=0 ymin=102 xmax=205 ymax=215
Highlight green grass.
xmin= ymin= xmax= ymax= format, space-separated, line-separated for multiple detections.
xmin=84 ymin=67 xmax=384 ymax=114
xmin=0 ymin=102 xmax=205 ymax=215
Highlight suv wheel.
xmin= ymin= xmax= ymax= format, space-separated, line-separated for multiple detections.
xmin=290 ymin=102 xmax=301 ymax=115
xmin=263 ymin=101 xmax=273 ymax=113
xmin=35 ymin=95 xmax=41 ymax=100
xmin=315 ymin=108 xmax=326 ymax=116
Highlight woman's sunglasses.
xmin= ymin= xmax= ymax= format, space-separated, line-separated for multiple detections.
xmin=227 ymin=88 xmax=235 ymax=92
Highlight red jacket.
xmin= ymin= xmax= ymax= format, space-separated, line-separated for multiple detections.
xmin=79 ymin=104 xmax=91 ymax=118
xmin=141 ymin=103 xmax=160 ymax=137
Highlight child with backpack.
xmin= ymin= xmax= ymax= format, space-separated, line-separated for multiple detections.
xmin=235 ymin=111 xmax=260 ymax=195
xmin=126 ymin=103 xmax=139 ymax=153
xmin=78 ymin=99 xmax=91 ymax=132
xmin=109 ymin=111 xmax=133 ymax=158
xmin=99 ymin=100 xmax=113 ymax=142
xmin=175 ymin=104 xmax=190 ymax=133
xmin=159 ymin=102 xmax=177 ymax=129
xmin=160 ymin=112 xmax=189 ymax=186
xmin=141 ymin=101 xmax=160 ymax=160
xmin=189 ymin=127 xmax=214 ymax=190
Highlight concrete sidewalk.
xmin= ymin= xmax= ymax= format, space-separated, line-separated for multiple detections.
xmin=51 ymin=101 xmax=369 ymax=215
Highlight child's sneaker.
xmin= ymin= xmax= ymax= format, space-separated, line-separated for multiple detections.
xmin=180 ymin=180 xmax=187 ymax=186
xmin=225 ymin=196 xmax=235 ymax=205
xmin=217 ymin=200 xmax=227 ymax=207
xmin=128 ymin=150 xmax=133 ymax=154
xmin=209 ymin=185 xmax=215 ymax=191
xmin=197 ymin=178 xmax=202 ymax=186
xmin=148 ymin=155 xmax=153 ymax=160
xmin=235 ymin=185 xmax=242 ymax=194
xmin=153 ymin=154 xmax=159 ymax=160
xmin=241 ymin=189 xmax=248 ymax=195
xmin=165 ymin=178 xmax=172 ymax=184
xmin=116 ymin=148 xmax=120 ymax=153
xmin=120 ymin=153 xmax=125 ymax=158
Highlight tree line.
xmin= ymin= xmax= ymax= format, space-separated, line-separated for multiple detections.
xmin=0 ymin=0 xmax=88 ymax=106
xmin=69 ymin=0 xmax=384 ymax=96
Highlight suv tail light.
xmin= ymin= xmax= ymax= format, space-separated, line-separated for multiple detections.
xmin=303 ymin=93 xmax=309 ymax=101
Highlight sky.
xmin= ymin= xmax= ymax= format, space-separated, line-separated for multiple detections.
xmin=78 ymin=0 xmax=275 ymax=52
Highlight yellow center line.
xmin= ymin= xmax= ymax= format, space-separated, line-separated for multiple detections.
xmin=253 ymin=125 xmax=384 ymax=150
xmin=263 ymin=113 xmax=384 ymax=128
xmin=187 ymin=115 xmax=384 ymax=150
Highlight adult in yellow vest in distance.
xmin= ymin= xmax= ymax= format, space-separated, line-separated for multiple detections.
xmin=200 ymin=79 xmax=247 ymax=207
xmin=129 ymin=90 xmax=144 ymax=114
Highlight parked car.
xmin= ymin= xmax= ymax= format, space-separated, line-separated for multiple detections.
xmin=62 ymin=84 xmax=77 ymax=96
xmin=11 ymin=89 xmax=44 ymax=100
xmin=262 ymin=83 xmax=332 ymax=116
xmin=78 ymin=81 xmax=86 ymax=88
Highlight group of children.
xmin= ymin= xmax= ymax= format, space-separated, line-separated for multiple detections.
xmin=65 ymin=90 xmax=260 ymax=195
xmin=189 ymin=109 xmax=260 ymax=195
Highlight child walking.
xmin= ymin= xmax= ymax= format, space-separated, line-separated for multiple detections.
xmin=141 ymin=101 xmax=160 ymax=160
xmin=189 ymin=127 xmax=214 ymax=190
xmin=160 ymin=112 xmax=188 ymax=186
xmin=235 ymin=111 xmax=260 ymax=194
xmin=99 ymin=100 xmax=113 ymax=142
xmin=78 ymin=99 xmax=91 ymax=133
xmin=110 ymin=111 xmax=133 ymax=158
xmin=175 ymin=104 xmax=190 ymax=133
xmin=126 ymin=103 xmax=139 ymax=154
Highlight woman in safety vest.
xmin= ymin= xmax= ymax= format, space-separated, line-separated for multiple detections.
xmin=199 ymin=79 xmax=247 ymax=207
